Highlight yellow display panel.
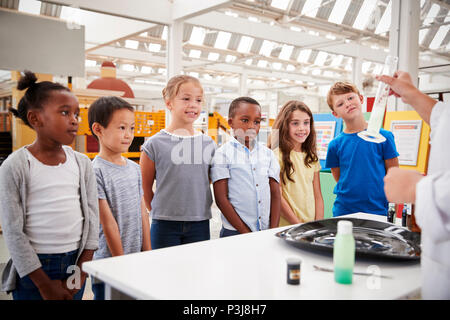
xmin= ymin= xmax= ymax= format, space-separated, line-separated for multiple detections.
xmin=383 ymin=111 xmax=430 ymax=174
xmin=77 ymin=109 xmax=165 ymax=137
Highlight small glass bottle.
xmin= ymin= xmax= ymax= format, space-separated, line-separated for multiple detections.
xmin=286 ymin=257 xmax=301 ymax=285
xmin=387 ymin=203 xmax=396 ymax=224
xmin=402 ymin=203 xmax=408 ymax=227
xmin=333 ymin=220 xmax=355 ymax=284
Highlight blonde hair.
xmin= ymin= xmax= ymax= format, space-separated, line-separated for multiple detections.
xmin=326 ymin=81 xmax=360 ymax=111
xmin=162 ymin=75 xmax=203 ymax=102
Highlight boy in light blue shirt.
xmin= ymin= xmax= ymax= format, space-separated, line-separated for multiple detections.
xmin=211 ymin=97 xmax=281 ymax=237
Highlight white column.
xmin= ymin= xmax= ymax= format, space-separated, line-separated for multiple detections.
xmin=389 ymin=0 xmax=420 ymax=111
xmin=352 ymin=57 xmax=363 ymax=93
xmin=166 ymin=20 xmax=183 ymax=78
xmin=239 ymin=70 xmax=248 ymax=96
xmin=165 ymin=20 xmax=184 ymax=125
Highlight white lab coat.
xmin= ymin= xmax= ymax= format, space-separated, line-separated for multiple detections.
xmin=415 ymin=101 xmax=450 ymax=299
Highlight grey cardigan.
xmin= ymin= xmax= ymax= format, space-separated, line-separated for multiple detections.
xmin=0 ymin=146 xmax=99 ymax=292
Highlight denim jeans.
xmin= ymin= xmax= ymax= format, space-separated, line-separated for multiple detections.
xmin=151 ymin=219 xmax=210 ymax=249
xmin=220 ymin=227 xmax=241 ymax=238
xmin=92 ymin=281 xmax=105 ymax=300
xmin=12 ymin=249 xmax=85 ymax=300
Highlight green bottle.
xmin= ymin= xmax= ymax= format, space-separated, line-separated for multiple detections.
xmin=333 ymin=220 xmax=355 ymax=284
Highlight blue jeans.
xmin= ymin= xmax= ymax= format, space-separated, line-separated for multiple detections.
xmin=12 ymin=249 xmax=85 ymax=300
xmin=220 ymin=227 xmax=241 ymax=238
xmin=151 ymin=219 xmax=210 ymax=249
xmin=92 ymin=281 xmax=105 ymax=300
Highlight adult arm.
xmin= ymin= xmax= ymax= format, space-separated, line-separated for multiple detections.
xmin=213 ymin=179 xmax=251 ymax=233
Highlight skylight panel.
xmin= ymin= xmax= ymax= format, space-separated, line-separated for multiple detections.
xmin=189 ymin=49 xmax=201 ymax=59
xmin=208 ymin=52 xmax=220 ymax=61
xmin=312 ymin=69 xmax=321 ymax=76
xmin=237 ymin=36 xmax=254 ymax=53
xmin=272 ymin=62 xmax=282 ymax=70
xmin=260 ymin=40 xmax=276 ymax=57
xmin=297 ymin=49 xmax=312 ymax=63
xmin=257 ymin=60 xmax=268 ymax=68
xmin=419 ymin=28 xmax=428 ymax=45
xmin=148 ymin=43 xmax=161 ymax=52
xmin=314 ymin=51 xmax=328 ymax=66
xmin=245 ymin=59 xmax=253 ymax=65
xmin=215 ymin=31 xmax=232 ymax=49
xmin=18 ymin=0 xmax=41 ymax=15
xmin=301 ymin=0 xmax=321 ymax=18
xmin=279 ymin=45 xmax=294 ymax=60
xmin=373 ymin=63 xmax=383 ymax=75
xmin=429 ymin=17 xmax=450 ymax=49
xmin=190 ymin=27 xmax=206 ymax=45
xmin=125 ymin=40 xmax=139 ymax=49
xmin=225 ymin=55 xmax=236 ymax=63
xmin=85 ymin=60 xmax=97 ymax=67
xmin=362 ymin=61 xmax=371 ymax=73
xmin=141 ymin=66 xmax=152 ymax=74
xmin=375 ymin=1 xmax=391 ymax=35
xmin=330 ymin=54 xmax=344 ymax=67
xmin=161 ymin=26 xmax=168 ymax=40
xmin=271 ymin=0 xmax=291 ymax=11
xmin=423 ymin=4 xmax=441 ymax=26
xmin=353 ymin=0 xmax=378 ymax=30
xmin=122 ymin=64 xmax=135 ymax=72
xmin=290 ymin=26 xmax=302 ymax=32
xmin=286 ymin=64 xmax=296 ymax=72
xmin=225 ymin=11 xmax=238 ymax=17
xmin=328 ymin=0 xmax=352 ymax=25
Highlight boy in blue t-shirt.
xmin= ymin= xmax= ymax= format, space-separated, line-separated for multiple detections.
xmin=325 ymin=82 xmax=399 ymax=217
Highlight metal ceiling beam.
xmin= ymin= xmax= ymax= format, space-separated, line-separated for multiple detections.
xmin=187 ymin=10 xmax=387 ymax=63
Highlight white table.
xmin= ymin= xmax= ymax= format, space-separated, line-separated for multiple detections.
xmin=82 ymin=213 xmax=421 ymax=300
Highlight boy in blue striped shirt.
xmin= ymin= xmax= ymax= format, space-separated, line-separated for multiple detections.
xmin=211 ymin=97 xmax=281 ymax=237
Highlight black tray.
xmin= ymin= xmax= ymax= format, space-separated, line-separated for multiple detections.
xmin=275 ymin=218 xmax=421 ymax=260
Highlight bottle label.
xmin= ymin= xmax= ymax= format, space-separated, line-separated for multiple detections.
xmin=289 ymin=269 xmax=300 ymax=280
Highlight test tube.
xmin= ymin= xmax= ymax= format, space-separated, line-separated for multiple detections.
xmin=358 ymin=55 xmax=398 ymax=143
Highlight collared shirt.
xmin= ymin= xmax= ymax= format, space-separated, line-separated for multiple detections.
xmin=211 ymin=137 xmax=280 ymax=232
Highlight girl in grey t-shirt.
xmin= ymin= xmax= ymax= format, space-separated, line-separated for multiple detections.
xmin=140 ymin=75 xmax=216 ymax=249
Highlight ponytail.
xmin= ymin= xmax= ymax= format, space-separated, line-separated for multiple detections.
xmin=9 ymin=70 xmax=69 ymax=128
